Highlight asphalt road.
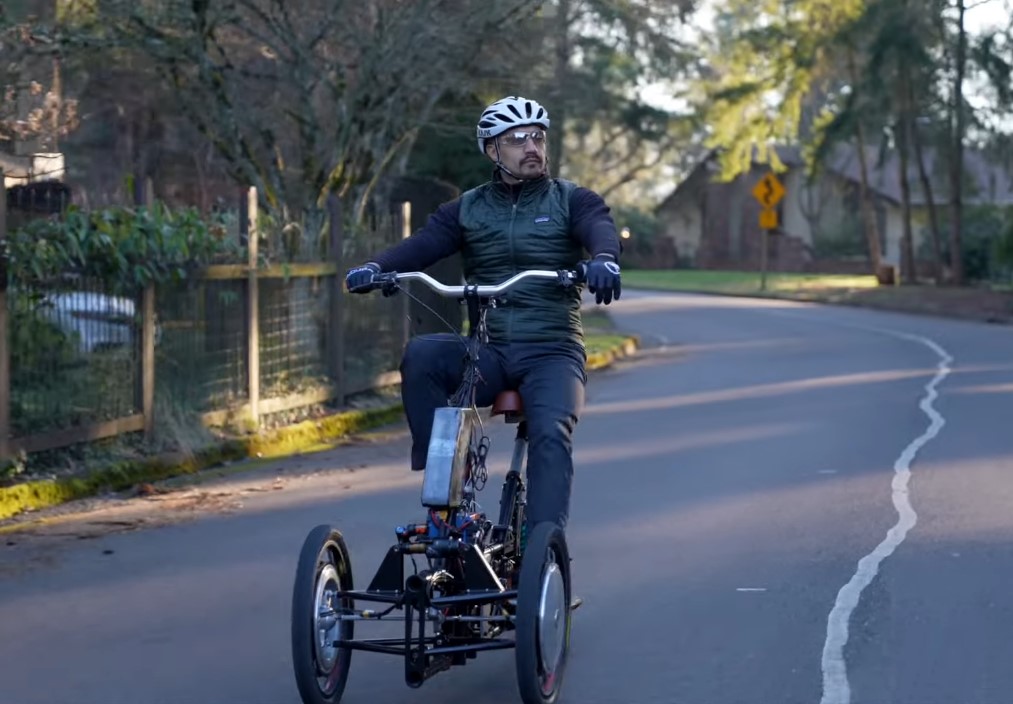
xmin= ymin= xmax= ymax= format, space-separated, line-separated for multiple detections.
xmin=2 ymin=289 xmax=1013 ymax=704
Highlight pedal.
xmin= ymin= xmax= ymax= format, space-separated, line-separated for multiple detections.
xmin=569 ymin=597 xmax=583 ymax=611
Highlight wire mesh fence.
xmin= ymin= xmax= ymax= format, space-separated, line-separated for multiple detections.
xmin=341 ymin=205 xmax=410 ymax=395
xmin=259 ymin=276 xmax=331 ymax=399
xmin=155 ymin=277 xmax=248 ymax=415
xmin=8 ymin=277 xmax=141 ymax=438
xmin=1 ymin=181 xmax=413 ymax=460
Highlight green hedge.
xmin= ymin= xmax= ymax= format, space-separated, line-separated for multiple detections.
xmin=5 ymin=202 xmax=241 ymax=290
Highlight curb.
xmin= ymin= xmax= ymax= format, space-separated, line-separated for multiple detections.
xmin=0 ymin=335 xmax=640 ymax=524
xmin=586 ymin=335 xmax=640 ymax=368
xmin=0 ymin=404 xmax=404 ymax=523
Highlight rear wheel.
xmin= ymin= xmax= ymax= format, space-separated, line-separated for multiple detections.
xmin=515 ymin=522 xmax=571 ymax=704
xmin=291 ymin=525 xmax=354 ymax=704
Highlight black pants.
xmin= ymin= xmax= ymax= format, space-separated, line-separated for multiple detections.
xmin=399 ymin=333 xmax=587 ymax=529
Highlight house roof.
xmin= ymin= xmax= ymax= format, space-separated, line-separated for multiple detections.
xmin=1 ymin=151 xmax=65 ymax=188
xmin=824 ymin=143 xmax=1013 ymax=207
xmin=0 ymin=153 xmax=32 ymax=181
xmin=658 ymin=142 xmax=1013 ymax=211
xmin=655 ymin=144 xmax=804 ymax=212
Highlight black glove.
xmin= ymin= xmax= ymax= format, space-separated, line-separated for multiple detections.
xmin=584 ymin=255 xmax=622 ymax=305
xmin=345 ymin=262 xmax=380 ymax=293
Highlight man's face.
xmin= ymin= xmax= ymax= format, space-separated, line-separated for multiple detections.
xmin=486 ymin=124 xmax=548 ymax=180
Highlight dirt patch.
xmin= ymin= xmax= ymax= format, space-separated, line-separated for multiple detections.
xmin=642 ymin=282 xmax=1013 ymax=325
xmin=1 ymin=423 xmax=414 ymax=535
xmin=0 ymin=421 xmax=422 ymax=579
xmin=837 ymin=286 xmax=1013 ymax=324
xmin=622 ymin=272 xmax=1013 ymax=326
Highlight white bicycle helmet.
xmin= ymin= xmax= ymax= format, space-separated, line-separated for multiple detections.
xmin=476 ymin=96 xmax=551 ymax=154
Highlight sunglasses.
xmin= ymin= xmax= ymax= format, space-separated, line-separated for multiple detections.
xmin=499 ymin=129 xmax=547 ymax=147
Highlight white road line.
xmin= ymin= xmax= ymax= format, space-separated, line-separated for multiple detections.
xmin=819 ymin=331 xmax=953 ymax=704
xmin=724 ymin=304 xmax=956 ymax=702
xmin=621 ymin=291 xmax=957 ymax=701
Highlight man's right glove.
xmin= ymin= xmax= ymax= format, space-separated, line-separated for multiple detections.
xmin=345 ymin=262 xmax=380 ymax=293
xmin=584 ymin=255 xmax=622 ymax=305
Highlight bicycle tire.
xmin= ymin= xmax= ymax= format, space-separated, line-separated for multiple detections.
xmin=515 ymin=522 xmax=572 ymax=704
xmin=291 ymin=525 xmax=355 ymax=704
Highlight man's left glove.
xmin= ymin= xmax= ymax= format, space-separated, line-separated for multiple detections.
xmin=584 ymin=255 xmax=622 ymax=305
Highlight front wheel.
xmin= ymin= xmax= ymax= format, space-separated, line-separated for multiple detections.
xmin=291 ymin=525 xmax=355 ymax=704
xmin=515 ymin=522 xmax=572 ymax=704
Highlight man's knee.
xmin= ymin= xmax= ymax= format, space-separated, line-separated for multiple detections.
xmin=521 ymin=375 xmax=584 ymax=446
xmin=401 ymin=333 xmax=461 ymax=378
xmin=525 ymin=407 xmax=579 ymax=460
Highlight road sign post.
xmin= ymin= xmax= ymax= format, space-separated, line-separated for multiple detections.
xmin=752 ymin=172 xmax=785 ymax=291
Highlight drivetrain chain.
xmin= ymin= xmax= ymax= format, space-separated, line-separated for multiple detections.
xmin=471 ymin=434 xmax=490 ymax=492
xmin=458 ymin=434 xmax=490 ymax=524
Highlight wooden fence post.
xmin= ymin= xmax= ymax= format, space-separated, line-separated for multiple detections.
xmin=135 ymin=177 xmax=156 ymax=440
xmin=238 ymin=185 xmax=250 ymax=247
xmin=141 ymin=284 xmax=155 ymax=438
xmin=327 ymin=194 xmax=345 ymax=404
xmin=0 ymin=169 xmax=9 ymax=464
xmin=246 ymin=186 xmax=260 ymax=426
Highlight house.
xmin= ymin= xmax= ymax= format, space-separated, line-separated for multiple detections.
xmin=1 ymin=152 xmax=65 ymax=189
xmin=655 ymin=143 xmax=1013 ymax=273
xmin=3 ymin=152 xmax=70 ymax=228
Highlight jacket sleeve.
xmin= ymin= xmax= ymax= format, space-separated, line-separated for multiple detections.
xmin=568 ymin=187 xmax=622 ymax=261
xmin=369 ymin=199 xmax=465 ymax=272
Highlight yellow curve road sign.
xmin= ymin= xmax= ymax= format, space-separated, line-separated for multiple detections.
xmin=752 ymin=172 xmax=785 ymax=209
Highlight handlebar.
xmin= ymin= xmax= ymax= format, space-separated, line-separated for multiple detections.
xmin=369 ymin=267 xmax=586 ymax=298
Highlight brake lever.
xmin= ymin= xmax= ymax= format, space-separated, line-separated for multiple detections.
xmin=374 ymin=272 xmax=400 ymax=297
xmin=379 ymin=280 xmax=400 ymax=298
xmin=557 ymin=269 xmax=579 ymax=288
xmin=560 ymin=264 xmax=588 ymax=287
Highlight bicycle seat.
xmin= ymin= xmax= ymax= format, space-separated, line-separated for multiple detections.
xmin=491 ymin=391 xmax=524 ymax=423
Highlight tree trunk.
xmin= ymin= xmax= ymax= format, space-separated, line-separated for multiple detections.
xmin=549 ymin=0 xmax=571 ymax=176
xmin=949 ymin=0 xmax=967 ymax=285
xmin=847 ymin=46 xmax=885 ymax=280
xmin=856 ymin=121 xmax=886 ymax=280
xmin=910 ymin=103 xmax=945 ymax=282
xmin=897 ymin=138 xmax=916 ymax=283
xmin=897 ymin=68 xmax=917 ymax=284
xmin=48 ymin=55 xmax=63 ymax=152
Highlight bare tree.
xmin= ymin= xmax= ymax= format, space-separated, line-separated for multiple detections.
xmin=80 ymin=0 xmax=542 ymax=241
xmin=0 ymin=14 xmax=79 ymax=154
xmin=947 ymin=0 xmax=968 ymax=285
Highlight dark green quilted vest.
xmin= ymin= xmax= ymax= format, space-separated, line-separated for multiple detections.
xmin=458 ymin=176 xmax=585 ymax=344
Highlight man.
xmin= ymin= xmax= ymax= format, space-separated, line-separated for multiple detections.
xmin=345 ymin=95 xmax=622 ymax=533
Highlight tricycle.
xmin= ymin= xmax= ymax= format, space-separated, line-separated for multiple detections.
xmin=290 ymin=266 xmax=588 ymax=704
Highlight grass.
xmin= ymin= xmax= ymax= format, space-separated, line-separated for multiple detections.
xmin=621 ymin=268 xmax=1013 ymax=323
xmin=622 ymin=269 xmax=879 ymax=295
xmin=585 ymin=333 xmax=628 ymax=355
xmin=581 ymin=306 xmax=615 ymax=329
xmin=582 ymin=304 xmax=638 ymax=359
xmin=581 ymin=304 xmax=628 ymax=354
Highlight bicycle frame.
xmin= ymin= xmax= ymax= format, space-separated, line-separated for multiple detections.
xmin=319 ymin=267 xmax=583 ymax=686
